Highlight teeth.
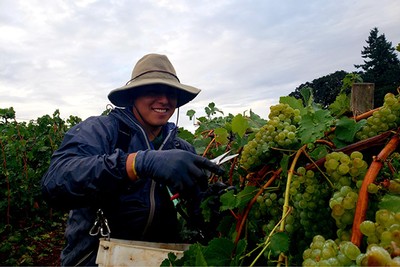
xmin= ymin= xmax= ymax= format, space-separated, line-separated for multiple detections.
xmin=154 ymin=108 xmax=167 ymax=113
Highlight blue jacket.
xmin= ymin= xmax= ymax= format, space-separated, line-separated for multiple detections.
xmin=41 ymin=108 xmax=196 ymax=266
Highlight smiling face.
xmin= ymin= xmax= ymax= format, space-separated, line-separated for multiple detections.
xmin=132 ymin=84 xmax=178 ymax=138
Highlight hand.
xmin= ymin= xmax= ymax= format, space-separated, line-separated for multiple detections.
xmin=134 ymin=149 xmax=224 ymax=198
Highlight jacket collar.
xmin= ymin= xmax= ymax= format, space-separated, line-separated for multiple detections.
xmin=110 ymin=107 xmax=178 ymax=147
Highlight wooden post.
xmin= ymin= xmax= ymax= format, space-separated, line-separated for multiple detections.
xmin=351 ymin=83 xmax=375 ymax=116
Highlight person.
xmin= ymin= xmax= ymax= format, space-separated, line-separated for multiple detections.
xmin=41 ymin=53 xmax=223 ymax=266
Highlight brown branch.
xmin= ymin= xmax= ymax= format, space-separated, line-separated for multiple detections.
xmin=353 ymin=107 xmax=380 ymax=121
xmin=202 ymin=136 xmax=216 ymax=157
xmin=351 ymin=133 xmax=400 ymax=247
xmin=234 ymin=168 xmax=282 ymax=246
xmin=310 ymin=130 xmax=394 ymax=169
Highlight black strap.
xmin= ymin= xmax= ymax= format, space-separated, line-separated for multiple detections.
xmin=116 ymin=120 xmax=131 ymax=152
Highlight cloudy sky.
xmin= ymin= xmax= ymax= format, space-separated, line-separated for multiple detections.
xmin=1 ymin=0 xmax=399 ymax=131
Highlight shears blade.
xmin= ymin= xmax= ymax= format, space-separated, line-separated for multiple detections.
xmin=210 ymin=150 xmax=239 ymax=165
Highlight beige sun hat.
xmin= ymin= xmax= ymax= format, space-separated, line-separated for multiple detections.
xmin=108 ymin=53 xmax=201 ymax=107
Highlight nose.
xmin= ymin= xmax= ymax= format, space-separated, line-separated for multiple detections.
xmin=156 ymin=93 xmax=169 ymax=102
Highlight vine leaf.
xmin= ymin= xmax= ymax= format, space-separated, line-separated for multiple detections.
xmin=232 ymin=114 xmax=249 ymax=138
xmin=233 ymin=239 xmax=247 ymax=265
xmin=220 ymin=190 xmax=236 ymax=211
xmin=280 ymin=154 xmax=290 ymax=177
xmin=176 ymin=243 xmax=207 ymax=266
xmin=203 ymin=238 xmax=235 ymax=266
xmin=298 ymin=108 xmax=334 ymax=144
xmin=334 ymin=117 xmax=366 ymax=146
xmin=270 ymin=232 xmax=289 ymax=256
xmin=186 ymin=109 xmax=196 ymax=120
xmin=214 ymin=127 xmax=228 ymax=145
xmin=378 ymin=194 xmax=400 ymax=213
xmin=329 ymin=93 xmax=351 ymax=117
xmin=220 ymin=186 xmax=258 ymax=211
xmin=280 ymin=96 xmax=304 ymax=110
xmin=171 ymin=238 xmax=238 ymax=266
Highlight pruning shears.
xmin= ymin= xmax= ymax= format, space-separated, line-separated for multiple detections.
xmin=209 ymin=150 xmax=239 ymax=166
xmin=168 ymin=150 xmax=239 ymax=240
xmin=169 ymin=150 xmax=239 ymax=202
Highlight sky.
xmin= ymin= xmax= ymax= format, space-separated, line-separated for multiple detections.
xmin=1 ymin=0 xmax=399 ymax=131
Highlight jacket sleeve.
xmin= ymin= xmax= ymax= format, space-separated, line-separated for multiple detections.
xmin=41 ymin=116 xmax=129 ymax=209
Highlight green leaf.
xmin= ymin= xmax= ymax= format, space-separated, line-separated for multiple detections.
xmin=214 ymin=127 xmax=228 ymax=145
xmin=378 ymin=194 xmax=400 ymax=213
xmin=186 ymin=109 xmax=196 ymax=120
xmin=232 ymin=239 xmax=247 ymax=266
xmin=328 ymin=93 xmax=350 ymax=117
xmin=203 ymin=238 xmax=235 ymax=266
xmin=177 ymin=243 xmax=207 ymax=266
xmin=298 ymin=108 xmax=334 ymax=144
xmin=195 ymin=245 xmax=208 ymax=266
xmin=248 ymin=110 xmax=268 ymax=128
xmin=220 ymin=190 xmax=237 ymax=211
xmin=232 ymin=114 xmax=249 ymax=138
xmin=280 ymin=96 xmax=304 ymax=110
xmin=270 ymin=232 xmax=289 ymax=256
xmin=177 ymin=127 xmax=194 ymax=144
xmin=205 ymin=102 xmax=224 ymax=118
xmin=236 ymin=186 xmax=258 ymax=210
xmin=300 ymin=86 xmax=313 ymax=106
xmin=309 ymin=145 xmax=328 ymax=160
xmin=334 ymin=117 xmax=365 ymax=143
xmin=280 ymin=154 xmax=290 ymax=178
xmin=219 ymin=186 xmax=257 ymax=211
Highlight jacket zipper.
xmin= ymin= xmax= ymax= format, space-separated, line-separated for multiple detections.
xmin=142 ymin=128 xmax=174 ymax=237
xmin=121 ymin=111 xmax=175 ymax=238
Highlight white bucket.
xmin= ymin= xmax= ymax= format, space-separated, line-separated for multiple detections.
xmin=96 ymin=238 xmax=190 ymax=267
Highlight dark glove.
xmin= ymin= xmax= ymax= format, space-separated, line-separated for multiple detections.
xmin=134 ymin=149 xmax=224 ymax=198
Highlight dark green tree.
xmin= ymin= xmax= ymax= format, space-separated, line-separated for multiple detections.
xmin=289 ymin=70 xmax=349 ymax=108
xmin=355 ymin=27 xmax=400 ymax=107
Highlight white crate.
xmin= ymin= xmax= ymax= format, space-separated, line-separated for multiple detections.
xmin=96 ymin=238 xmax=190 ymax=266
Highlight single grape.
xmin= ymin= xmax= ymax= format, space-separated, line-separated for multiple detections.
xmin=360 ymin=220 xmax=376 ymax=236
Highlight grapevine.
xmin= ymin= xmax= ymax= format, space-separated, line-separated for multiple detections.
xmin=168 ymin=90 xmax=400 ymax=266
xmin=3 ymin=90 xmax=400 ymax=265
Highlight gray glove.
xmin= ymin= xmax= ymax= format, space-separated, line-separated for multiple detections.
xmin=134 ymin=149 xmax=224 ymax=198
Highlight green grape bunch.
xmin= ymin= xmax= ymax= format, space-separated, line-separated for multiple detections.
xmin=360 ymin=209 xmax=400 ymax=250
xmin=356 ymin=93 xmax=400 ymax=140
xmin=302 ymin=235 xmax=361 ymax=266
xmin=240 ymin=103 xmax=301 ymax=170
xmin=329 ymin=185 xmax=358 ymax=237
xmin=324 ymin=151 xmax=368 ymax=189
xmin=289 ymin=167 xmax=334 ymax=239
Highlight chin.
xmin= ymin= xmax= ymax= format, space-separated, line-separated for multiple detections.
xmin=152 ymin=120 xmax=169 ymax=126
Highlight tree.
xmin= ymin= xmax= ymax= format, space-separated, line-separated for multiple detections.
xmin=355 ymin=27 xmax=400 ymax=107
xmin=289 ymin=70 xmax=349 ymax=108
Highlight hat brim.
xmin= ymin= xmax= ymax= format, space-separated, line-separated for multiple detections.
xmin=108 ymin=78 xmax=201 ymax=108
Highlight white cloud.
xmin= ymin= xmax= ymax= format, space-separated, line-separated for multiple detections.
xmin=0 ymin=0 xmax=399 ymax=130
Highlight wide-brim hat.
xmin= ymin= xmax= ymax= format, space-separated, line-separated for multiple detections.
xmin=108 ymin=53 xmax=201 ymax=108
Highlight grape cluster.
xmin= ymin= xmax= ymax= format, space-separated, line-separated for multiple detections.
xmin=324 ymin=151 xmax=369 ymax=242
xmin=388 ymin=179 xmax=400 ymax=194
xmin=379 ymin=151 xmax=400 ymax=194
xmin=360 ymin=209 xmax=400 ymax=250
xmin=303 ymin=208 xmax=400 ymax=266
xmin=360 ymin=245 xmax=400 ymax=266
xmin=324 ymin=151 xmax=368 ymax=189
xmin=255 ymin=191 xmax=285 ymax=233
xmin=329 ymin=185 xmax=358 ymax=240
xmin=239 ymin=103 xmax=301 ymax=170
xmin=302 ymin=235 xmax=361 ymax=266
xmin=356 ymin=93 xmax=400 ymax=140
xmin=289 ymin=168 xmax=334 ymax=239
